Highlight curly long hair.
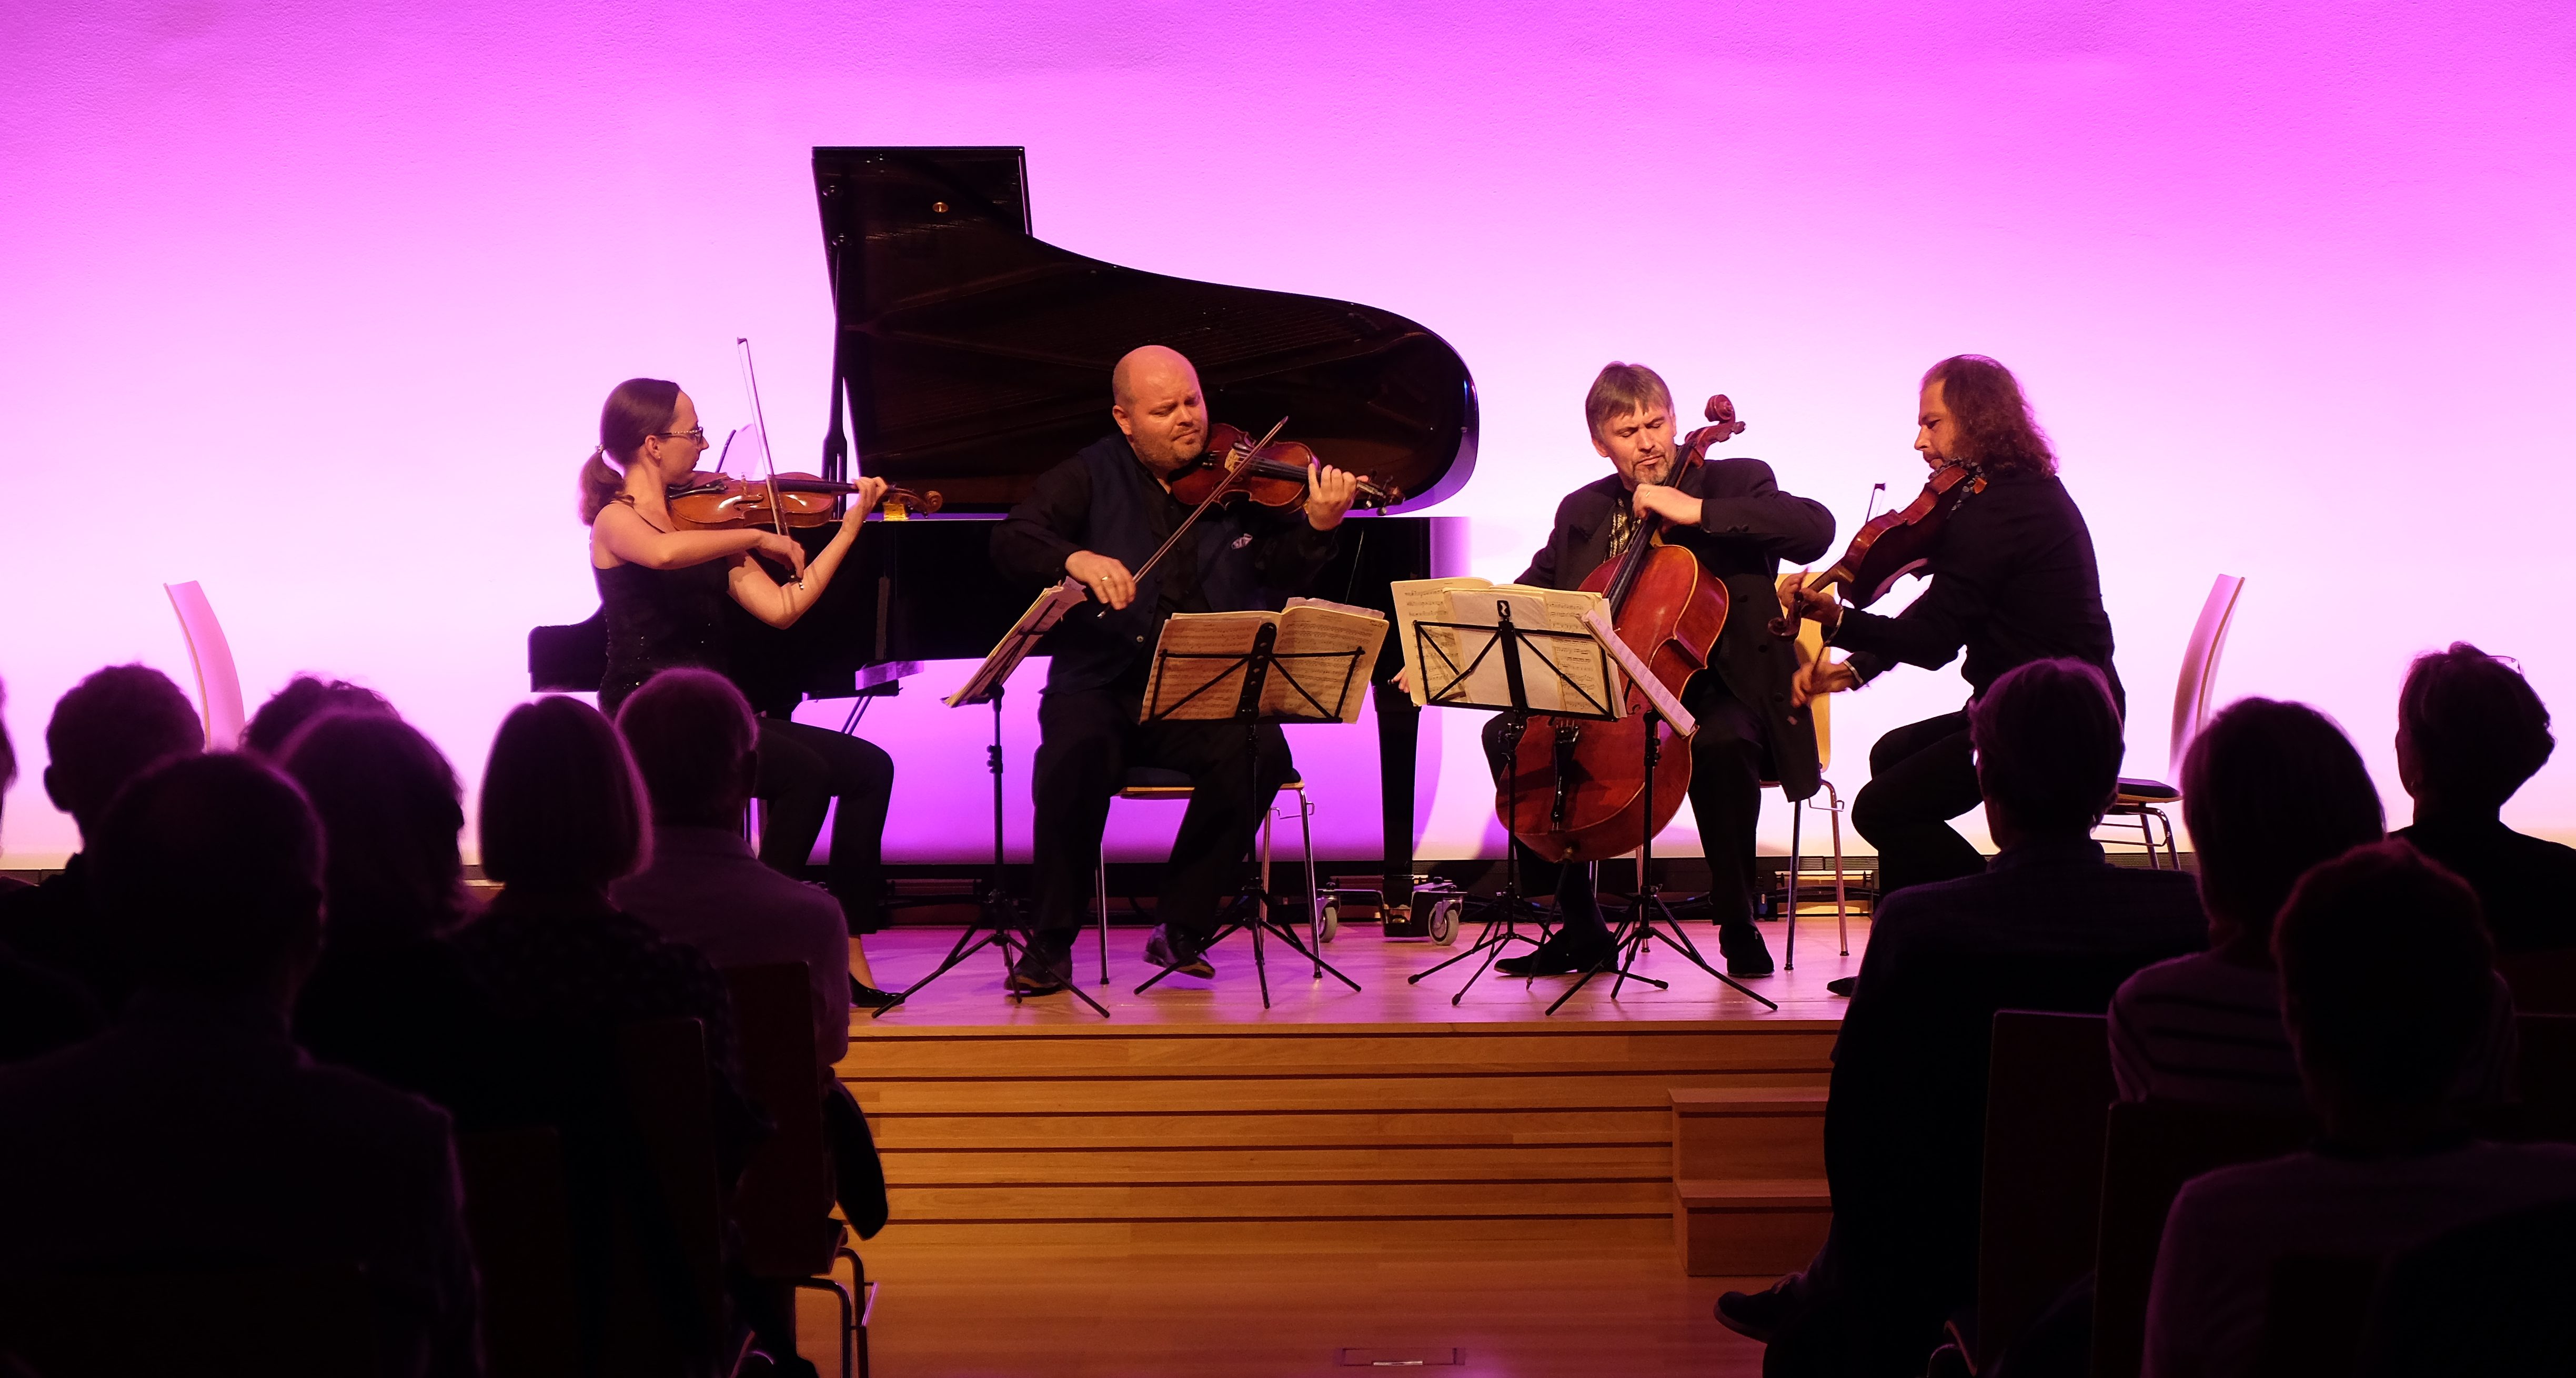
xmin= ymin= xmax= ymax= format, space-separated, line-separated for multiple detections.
xmin=1924 ymin=355 xmax=2056 ymax=478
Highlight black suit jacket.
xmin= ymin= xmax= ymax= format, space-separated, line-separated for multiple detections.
xmin=1825 ymin=838 xmax=2206 ymax=1313
xmin=1515 ymin=457 xmax=1834 ymax=797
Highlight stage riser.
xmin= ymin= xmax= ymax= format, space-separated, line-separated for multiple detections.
xmin=842 ymin=1021 xmax=1835 ymax=1237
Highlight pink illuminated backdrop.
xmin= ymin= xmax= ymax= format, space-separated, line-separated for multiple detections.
xmin=4 ymin=1 xmax=2572 ymax=867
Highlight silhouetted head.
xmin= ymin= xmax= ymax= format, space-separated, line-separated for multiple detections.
xmin=2396 ymin=642 xmax=2554 ymax=820
xmin=1971 ymin=658 xmax=2125 ymax=844
xmin=479 ymin=696 xmax=649 ymax=894
xmin=1 ymin=679 xmax=15 ymax=836
xmin=43 ymin=665 xmax=205 ymax=843
xmin=2181 ymin=698 xmax=2384 ymax=959
xmin=243 ymin=675 xmax=395 ymax=758
xmin=2275 ymin=841 xmax=2494 ymax=1122
xmin=1917 ymin=355 xmax=2056 ymax=478
xmin=280 ymin=712 xmax=468 ymax=949
xmin=616 ymin=668 xmax=758 ymax=830
xmin=91 ymin=752 xmax=324 ymax=1001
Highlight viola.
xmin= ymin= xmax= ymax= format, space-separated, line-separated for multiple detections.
xmin=1770 ymin=460 xmax=1985 ymax=640
xmin=1497 ymin=395 xmax=1745 ymax=863
xmin=1166 ymin=421 xmax=1400 ymax=511
xmin=666 ymin=471 xmax=942 ymax=530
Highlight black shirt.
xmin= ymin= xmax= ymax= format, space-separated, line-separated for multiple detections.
xmin=1832 ymin=470 xmax=2122 ymax=706
xmin=2397 ymin=816 xmax=2576 ymax=956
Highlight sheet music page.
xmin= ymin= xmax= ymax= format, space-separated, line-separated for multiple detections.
xmin=1272 ymin=602 xmax=1389 ymax=722
xmin=1139 ymin=612 xmax=1271 ymax=722
xmin=1436 ymin=590 xmax=1588 ymax=712
xmin=1388 ymin=577 xmax=1494 ymax=707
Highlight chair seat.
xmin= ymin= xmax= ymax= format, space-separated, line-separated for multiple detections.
xmin=2112 ymin=778 xmax=2180 ymax=804
xmin=1117 ymin=767 xmax=1305 ymax=800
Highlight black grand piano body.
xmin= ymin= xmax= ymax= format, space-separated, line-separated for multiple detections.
xmin=532 ymin=146 xmax=1476 ymax=891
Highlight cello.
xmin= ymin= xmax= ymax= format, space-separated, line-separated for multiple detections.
xmin=1497 ymin=395 xmax=1749 ymax=863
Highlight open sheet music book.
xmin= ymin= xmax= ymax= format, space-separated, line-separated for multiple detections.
xmin=1140 ymin=598 xmax=1390 ymax=725
xmin=1388 ymin=577 xmax=1618 ymax=712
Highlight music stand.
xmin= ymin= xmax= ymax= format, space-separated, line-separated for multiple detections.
xmin=1129 ymin=616 xmax=1376 ymax=1010
xmin=1401 ymin=600 xmax=1621 ymax=1004
xmin=883 ymin=580 xmax=1111 ymax=1019
xmin=1544 ymin=611 xmax=1778 ymax=1016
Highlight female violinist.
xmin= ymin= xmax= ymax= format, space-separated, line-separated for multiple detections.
xmin=581 ymin=377 xmax=900 ymax=1001
xmin=1780 ymin=355 xmax=2122 ymax=900
xmin=1482 ymin=364 xmax=1835 ymax=980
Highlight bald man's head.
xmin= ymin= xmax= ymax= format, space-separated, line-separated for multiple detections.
xmin=1110 ymin=345 xmax=1209 ymax=473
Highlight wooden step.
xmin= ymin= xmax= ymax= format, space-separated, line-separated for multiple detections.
xmin=869 ymin=1107 xmax=1673 ymax=1151
xmin=1672 ymin=1178 xmax=1833 ymax=1276
xmin=891 ymin=1178 xmax=1672 ymax=1222
xmin=1669 ymin=1085 xmax=1829 ymax=1180
xmin=843 ymin=1025 xmax=1840 ymax=1078
xmin=853 ymin=1070 xmax=1826 ymax=1116
xmin=881 ymin=1143 xmax=1669 ymax=1183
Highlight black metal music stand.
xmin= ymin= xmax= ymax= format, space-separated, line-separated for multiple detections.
xmin=886 ymin=583 xmax=1110 ymax=1019
xmin=1545 ymin=702 xmax=1778 ymax=1016
xmin=1129 ymin=620 xmax=1372 ymax=1010
xmin=1399 ymin=603 xmax=1621 ymax=1005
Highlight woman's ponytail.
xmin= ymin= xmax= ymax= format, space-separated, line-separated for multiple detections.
xmin=579 ymin=378 xmax=683 ymax=524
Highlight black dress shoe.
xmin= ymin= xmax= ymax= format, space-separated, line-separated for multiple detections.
xmin=1005 ymin=946 xmax=1070 ymax=996
xmin=1827 ymin=976 xmax=1857 ymax=998
xmin=849 ymin=978 xmax=904 ymax=1012
xmin=1495 ymin=928 xmax=1615 ymax=978
xmin=1143 ymin=926 xmax=1215 ymax=979
xmin=1715 ymin=1274 xmax=1803 ymax=1342
xmin=1719 ymin=922 xmax=1775 ymax=977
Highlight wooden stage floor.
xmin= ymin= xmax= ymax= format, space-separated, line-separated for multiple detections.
xmin=852 ymin=911 xmax=1869 ymax=1025
xmin=818 ymin=913 xmax=1867 ymax=1375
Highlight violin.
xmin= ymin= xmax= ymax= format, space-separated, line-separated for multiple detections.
xmin=1166 ymin=421 xmax=1400 ymax=510
xmin=1770 ymin=460 xmax=1986 ymax=640
xmin=666 ymin=471 xmax=942 ymax=530
xmin=1497 ymin=395 xmax=1746 ymax=863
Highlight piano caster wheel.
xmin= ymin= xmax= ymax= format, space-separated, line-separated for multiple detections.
xmin=1428 ymin=897 xmax=1461 ymax=946
xmin=1313 ymin=897 xmax=1340 ymax=944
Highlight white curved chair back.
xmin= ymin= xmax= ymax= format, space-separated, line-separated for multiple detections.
xmin=1777 ymin=573 xmax=1833 ymax=771
xmin=164 ymin=581 xmax=246 ymax=751
xmin=2166 ymin=575 xmax=2245 ymax=776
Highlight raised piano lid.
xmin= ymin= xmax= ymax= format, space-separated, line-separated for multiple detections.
xmin=814 ymin=146 xmax=1478 ymax=513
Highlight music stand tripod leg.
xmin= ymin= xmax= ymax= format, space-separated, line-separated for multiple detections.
xmin=889 ymin=690 xmax=1109 ymax=1019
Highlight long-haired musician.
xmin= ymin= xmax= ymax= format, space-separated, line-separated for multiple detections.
xmin=1485 ymin=363 xmax=1836 ymax=978
xmin=1784 ymin=355 xmax=2122 ymax=900
xmin=581 ymin=377 xmax=900 ymax=977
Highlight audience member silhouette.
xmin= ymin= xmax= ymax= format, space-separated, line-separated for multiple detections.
xmin=2392 ymin=642 xmax=2576 ymax=955
xmin=0 ymin=678 xmax=100 ymax=1061
xmin=455 ymin=695 xmax=762 ymax=1170
xmin=1724 ymin=658 xmax=2208 ymax=1377
xmin=612 ymin=668 xmax=891 ymax=1240
xmin=242 ymin=674 xmax=396 ymax=758
xmin=2142 ymin=842 xmax=2576 ymax=1378
xmin=2110 ymin=698 xmax=2511 ymax=1108
xmin=0 ymin=752 xmax=481 ymax=1377
xmin=281 ymin=711 xmax=504 ymax=1116
xmin=0 ymin=665 xmax=204 ymax=1010
xmin=612 ymin=668 xmax=894 ymax=1025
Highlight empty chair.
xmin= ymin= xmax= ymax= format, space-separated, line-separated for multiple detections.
xmin=2098 ymin=574 xmax=2243 ymax=867
xmin=1965 ymin=1011 xmax=2116 ymax=1371
xmin=727 ymin=962 xmax=869 ymax=1378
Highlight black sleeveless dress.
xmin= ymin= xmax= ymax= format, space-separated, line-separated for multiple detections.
xmin=596 ymin=558 xmax=730 ymax=716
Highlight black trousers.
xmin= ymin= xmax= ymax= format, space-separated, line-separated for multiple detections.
xmin=1029 ymin=687 xmax=1293 ymax=945
xmin=754 ymin=717 xmax=895 ymax=933
xmin=1480 ymin=673 xmax=1772 ymax=935
xmin=1848 ymin=710 xmax=1985 ymax=899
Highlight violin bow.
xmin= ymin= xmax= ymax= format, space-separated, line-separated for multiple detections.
xmin=736 ymin=336 xmax=799 ymax=586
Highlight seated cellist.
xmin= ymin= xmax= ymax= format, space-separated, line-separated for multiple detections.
xmin=1483 ymin=363 xmax=1835 ymax=977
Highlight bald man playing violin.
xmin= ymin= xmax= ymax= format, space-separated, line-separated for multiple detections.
xmin=989 ymin=345 xmax=1363 ymax=995
xmin=1481 ymin=363 xmax=1835 ymax=979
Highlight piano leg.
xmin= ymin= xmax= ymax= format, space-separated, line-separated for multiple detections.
xmin=1374 ymin=681 xmax=1419 ymax=909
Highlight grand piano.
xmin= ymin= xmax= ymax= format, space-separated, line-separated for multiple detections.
xmin=532 ymin=145 xmax=1476 ymax=901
